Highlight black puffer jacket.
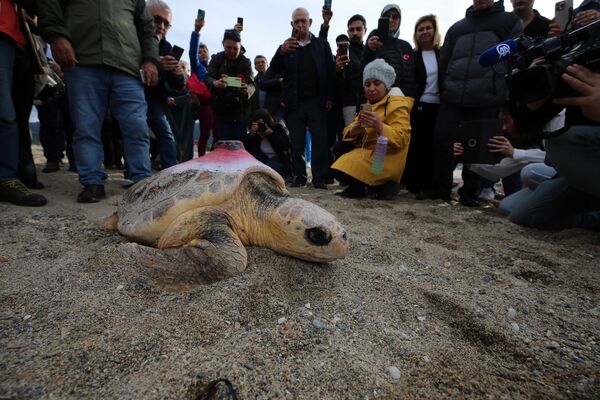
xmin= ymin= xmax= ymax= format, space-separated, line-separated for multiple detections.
xmin=205 ymin=51 xmax=255 ymax=122
xmin=439 ymin=1 xmax=522 ymax=107
xmin=362 ymin=33 xmax=417 ymax=98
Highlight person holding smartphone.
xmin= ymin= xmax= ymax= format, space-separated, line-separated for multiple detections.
xmin=331 ymin=59 xmax=413 ymax=200
xmin=336 ymin=15 xmax=367 ymax=126
xmin=548 ymin=0 xmax=600 ymax=36
xmin=362 ymin=4 xmax=418 ymax=99
xmin=270 ymin=7 xmax=335 ymax=190
xmin=145 ymin=0 xmax=184 ymax=171
xmin=188 ymin=13 xmax=214 ymax=157
xmin=205 ymin=29 xmax=255 ymax=142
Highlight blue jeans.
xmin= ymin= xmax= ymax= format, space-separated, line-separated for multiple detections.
xmin=147 ymin=98 xmax=177 ymax=168
xmin=498 ymin=163 xmax=556 ymax=215
xmin=65 ymin=66 xmax=151 ymax=185
xmin=0 ymin=41 xmax=18 ymax=182
xmin=507 ymin=126 xmax=600 ymax=230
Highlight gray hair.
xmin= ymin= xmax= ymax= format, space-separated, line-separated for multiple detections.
xmin=146 ymin=0 xmax=171 ymax=14
xmin=292 ymin=7 xmax=310 ymax=19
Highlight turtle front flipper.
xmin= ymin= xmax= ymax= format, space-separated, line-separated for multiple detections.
xmin=120 ymin=210 xmax=247 ymax=291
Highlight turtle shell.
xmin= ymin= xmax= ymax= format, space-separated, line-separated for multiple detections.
xmin=116 ymin=141 xmax=286 ymax=245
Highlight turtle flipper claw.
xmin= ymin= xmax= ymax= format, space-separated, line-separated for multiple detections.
xmin=119 ymin=232 xmax=247 ymax=291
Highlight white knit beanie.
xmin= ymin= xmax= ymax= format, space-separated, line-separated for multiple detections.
xmin=362 ymin=59 xmax=396 ymax=91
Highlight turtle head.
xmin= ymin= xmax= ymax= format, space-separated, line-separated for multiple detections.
xmin=267 ymin=198 xmax=348 ymax=263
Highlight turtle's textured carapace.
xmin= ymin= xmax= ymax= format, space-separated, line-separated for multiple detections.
xmin=109 ymin=141 xmax=348 ymax=289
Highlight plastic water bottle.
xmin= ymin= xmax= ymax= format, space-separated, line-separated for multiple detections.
xmin=371 ymin=135 xmax=388 ymax=175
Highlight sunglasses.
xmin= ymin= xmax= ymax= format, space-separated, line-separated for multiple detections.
xmin=385 ymin=13 xmax=401 ymax=20
xmin=153 ymin=15 xmax=172 ymax=28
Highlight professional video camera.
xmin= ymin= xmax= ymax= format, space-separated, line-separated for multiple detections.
xmin=479 ymin=20 xmax=600 ymax=134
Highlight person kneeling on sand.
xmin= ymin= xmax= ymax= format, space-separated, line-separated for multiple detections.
xmin=331 ymin=59 xmax=413 ymax=200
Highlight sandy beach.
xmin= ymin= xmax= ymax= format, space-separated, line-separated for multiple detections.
xmin=1 ymin=147 xmax=599 ymax=399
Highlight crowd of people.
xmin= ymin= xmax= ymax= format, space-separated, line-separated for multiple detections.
xmin=1 ymin=0 xmax=599 ymax=231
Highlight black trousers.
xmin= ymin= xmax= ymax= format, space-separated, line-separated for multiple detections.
xmin=432 ymin=103 xmax=499 ymax=199
xmin=37 ymin=95 xmax=75 ymax=165
xmin=12 ymin=45 xmax=38 ymax=187
xmin=402 ymin=102 xmax=439 ymax=194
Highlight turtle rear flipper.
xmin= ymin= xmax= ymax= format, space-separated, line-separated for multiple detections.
xmin=120 ymin=226 xmax=247 ymax=291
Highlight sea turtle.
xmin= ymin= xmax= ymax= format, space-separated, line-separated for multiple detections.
xmin=107 ymin=141 xmax=348 ymax=290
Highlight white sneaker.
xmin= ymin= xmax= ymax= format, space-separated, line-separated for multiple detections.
xmin=478 ymin=187 xmax=496 ymax=202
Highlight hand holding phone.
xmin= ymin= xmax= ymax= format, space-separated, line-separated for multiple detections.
xmin=554 ymin=0 xmax=573 ymax=32
xmin=360 ymin=103 xmax=372 ymax=127
xmin=224 ymin=76 xmax=243 ymax=88
xmin=377 ymin=17 xmax=390 ymax=44
xmin=337 ymin=41 xmax=350 ymax=60
xmin=197 ymin=9 xmax=205 ymax=21
xmin=170 ymin=45 xmax=184 ymax=61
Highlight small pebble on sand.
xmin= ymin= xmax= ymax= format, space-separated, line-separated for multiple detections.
xmin=312 ymin=319 xmax=327 ymax=330
xmin=389 ymin=366 xmax=401 ymax=380
xmin=507 ymin=308 xmax=517 ymax=320
xmin=277 ymin=317 xmax=287 ymax=325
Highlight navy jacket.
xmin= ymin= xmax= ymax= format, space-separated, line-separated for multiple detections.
xmin=270 ymin=33 xmax=335 ymax=111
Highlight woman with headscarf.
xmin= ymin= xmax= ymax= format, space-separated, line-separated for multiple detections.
xmin=362 ymin=4 xmax=418 ymax=98
xmin=331 ymin=59 xmax=413 ymax=200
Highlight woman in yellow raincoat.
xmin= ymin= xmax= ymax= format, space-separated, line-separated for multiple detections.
xmin=331 ymin=59 xmax=414 ymax=199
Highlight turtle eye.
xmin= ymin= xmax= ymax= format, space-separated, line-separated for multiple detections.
xmin=306 ymin=227 xmax=332 ymax=246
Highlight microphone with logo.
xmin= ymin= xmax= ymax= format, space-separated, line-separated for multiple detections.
xmin=478 ymin=40 xmax=518 ymax=67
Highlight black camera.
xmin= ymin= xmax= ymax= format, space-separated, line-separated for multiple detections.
xmin=505 ymin=20 xmax=600 ymax=133
xmin=257 ymin=121 xmax=268 ymax=132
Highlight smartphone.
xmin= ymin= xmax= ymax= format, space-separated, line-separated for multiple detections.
xmin=377 ymin=17 xmax=390 ymax=44
xmin=173 ymin=94 xmax=190 ymax=107
xmin=360 ymin=104 xmax=372 ymax=127
xmin=237 ymin=17 xmax=243 ymax=26
xmin=554 ymin=0 xmax=573 ymax=32
xmin=139 ymin=69 xmax=146 ymax=84
xmin=197 ymin=9 xmax=205 ymax=21
xmin=224 ymin=76 xmax=243 ymax=88
xmin=324 ymin=0 xmax=332 ymax=10
xmin=337 ymin=41 xmax=349 ymax=60
xmin=170 ymin=45 xmax=184 ymax=61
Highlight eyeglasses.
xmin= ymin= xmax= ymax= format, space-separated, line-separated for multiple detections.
xmin=386 ymin=13 xmax=401 ymax=20
xmin=153 ymin=15 xmax=172 ymax=29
